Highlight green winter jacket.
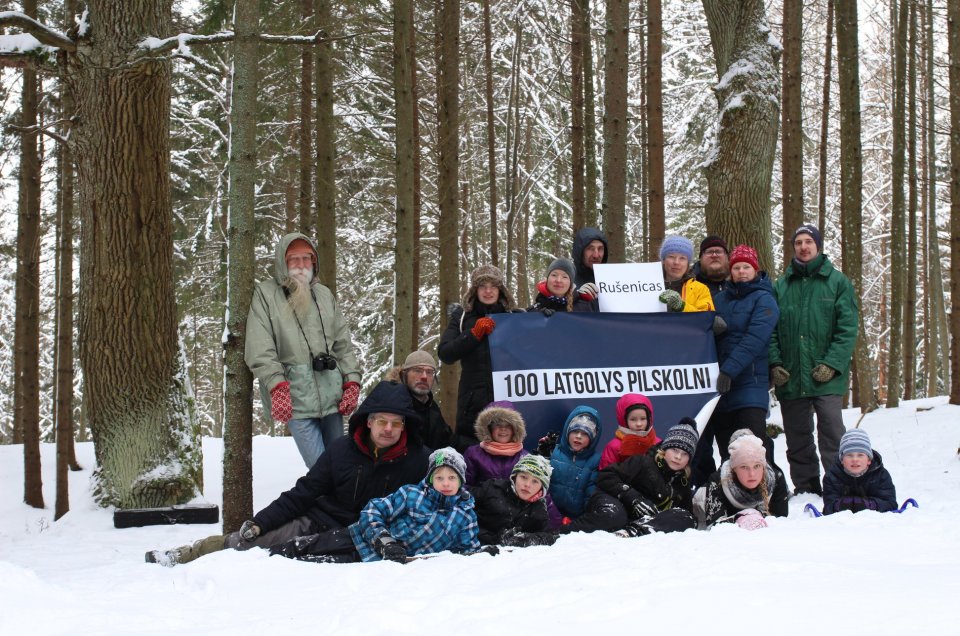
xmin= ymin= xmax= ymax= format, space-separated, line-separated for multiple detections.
xmin=768 ymin=254 xmax=858 ymax=401
xmin=244 ymin=233 xmax=361 ymax=419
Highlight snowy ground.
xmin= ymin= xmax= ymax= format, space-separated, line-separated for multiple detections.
xmin=1 ymin=398 xmax=958 ymax=636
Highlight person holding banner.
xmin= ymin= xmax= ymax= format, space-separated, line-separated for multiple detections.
xmin=571 ymin=227 xmax=609 ymax=310
xmin=657 ymin=235 xmax=716 ymax=313
xmin=439 ymin=264 xmax=522 ymax=449
xmin=700 ymin=245 xmax=778 ymax=477
xmin=528 ymin=257 xmax=592 ymax=314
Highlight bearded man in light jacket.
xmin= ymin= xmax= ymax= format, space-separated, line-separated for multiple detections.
xmin=245 ymin=232 xmax=362 ymax=467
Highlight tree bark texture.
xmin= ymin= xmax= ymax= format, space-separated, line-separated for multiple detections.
xmin=315 ymin=0 xmax=338 ymax=294
xmin=482 ymin=0 xmax=499 ymax=266
xmin=701 ymin=0 xmax=779 ymax=272
xmin=949 ymin=0 xmax=960 ymax=404
xmin=436 ymin=0 xmax=461 ymax=425
xmin=72 ymin=0 xmax=202 ymax=508
xmin=571 ymin=0 xmax=586 ymax=234
xmin=602 ymin=0 xmax=628 ymax=262
xmin=904 ymin=2 xmax=918 ymax=400
xmin=299 ymin=0 xmax=314 ymax=234
xmin=781 ymin=0 xmax=803 ymax=267
xmin=817 ymin=0 xmax=834 ymax=235
xmin=646 ymin=0 xmax=664 ymax=260
xmin=17 ymin=0 xmax=43 ymax=509
xmin=394 ymin=0 xmax=416 ymax=365
xmin=836 ymin=0 xmax=876 ymax=412
xmin=582 ymin=0 xmax=599 ymax=227
xmin=222 ymin=0 xmax=259 ymax=532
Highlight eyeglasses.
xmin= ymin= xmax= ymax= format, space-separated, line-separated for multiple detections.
xmin=371 ymin=417 xmax=405 ymax=429
xmin=703 ymin=249 xmax=726 ymax=257
xmin=407 ymin=366 xmax=436 ymax=377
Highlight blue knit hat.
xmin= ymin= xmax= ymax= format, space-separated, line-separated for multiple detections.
xmin=662 ymin=417 xmax=700 ymax=457
xmin=792 ymin=224 xmax=823 ymax=252
xmin=660 ymin=235 xmax=694 ymax=262
xmin=567 ymin=413 xmax=599 ymax=441
xmin=839 ymin=429 xmax=873 ymax=460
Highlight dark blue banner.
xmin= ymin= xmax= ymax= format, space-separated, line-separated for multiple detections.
xmin=488 ymin=311 xmax=720 ymax=450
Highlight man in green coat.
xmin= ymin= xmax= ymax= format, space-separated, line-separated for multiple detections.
xmin=245 ymin=232 xmax=362 ymax=467
xmin=768 ymin=224 xmax=858 ymax=496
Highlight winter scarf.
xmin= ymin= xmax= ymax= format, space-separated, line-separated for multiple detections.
xmin=480 ymin=441 xmax=524 ymax=456
xmin=615 ymin=427 xmax=657 ymax=457
xmin=719 ymin=461 xmax=776 ymax=514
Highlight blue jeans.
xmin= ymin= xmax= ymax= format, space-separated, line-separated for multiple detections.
xmin=287 ymin=412 xmax=345 ymax=467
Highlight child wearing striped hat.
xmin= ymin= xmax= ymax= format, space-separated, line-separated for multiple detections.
xmin=822 ymin=429 xmax=898 ymax=514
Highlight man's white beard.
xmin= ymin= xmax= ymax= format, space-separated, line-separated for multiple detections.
xmin=285 ymin=268 xmax=313 ymax=319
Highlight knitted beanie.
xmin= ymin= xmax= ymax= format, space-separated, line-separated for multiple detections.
xmin=402 ymin=350 xmax=436 ymax=371
xmin=660 ymin=235 xmax=694 ymax=262
xmin=839 ymin=429 xmax=874 ymax=460
xmin=567 ymin=413 xmax=599 ymax=441
xmin=728 ymin=429 xmax=766 ymax=468
xmin=699 ymin=235 xmax=729 ymax=256
xmin=511 ymin=454 xmax=553 ymax=492
xmin=661 ymin=417 xmax=699 ymax=457
xmin=546 ymin=257 xmax=576 ymax=283
xmin=729 ymin=244 xmax=760 ymax=272
xmin=792 ymin=224 xmax=823 ymax=252
xmin=427 ymin=447 xmax=467 ymax=486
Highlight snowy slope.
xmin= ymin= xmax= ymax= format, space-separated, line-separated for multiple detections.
xmin=1 ymin=398 xmax=958 ymax=636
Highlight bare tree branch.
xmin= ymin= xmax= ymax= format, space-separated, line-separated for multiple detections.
xmin=0 ymin=11 xmax=76 ymax=52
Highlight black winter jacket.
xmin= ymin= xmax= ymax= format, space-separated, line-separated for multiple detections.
xmin=595 ymin=452 xmax=693 ymax=513
xmin=692 ymin=463 xmax=789 ymax=529
xmin=252 ymin=418 xmax=431 ymax=533
xmin=823 ymin=450 xmax=897 ymax=514
xmin=438 ymin=303 xmax=516 ymax=447
xmin=472 ymin=478 xmax=553 ymax=546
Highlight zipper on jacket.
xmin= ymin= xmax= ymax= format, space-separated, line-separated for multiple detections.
xmin=352 ymin=464 xmax=363 ymax=503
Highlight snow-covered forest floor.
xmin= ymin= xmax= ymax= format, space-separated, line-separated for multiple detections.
xmin=2 ymin=398 xmax=958 ymax=635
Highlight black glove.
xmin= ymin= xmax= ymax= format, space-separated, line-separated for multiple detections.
xmin=716 ymin=372 xmax=732 ymax=394
xmin=239 ymin=520 xmax=261 ymax=542
xmin=542 ymin=308 xmax=555 ymax=317
xmin=474 ymin=544 xmax=500 ymax=556
xmin=536 ymin=431 xmax=559 ymax=457
xmin=375 ymin=535 xmax=407 ymax=563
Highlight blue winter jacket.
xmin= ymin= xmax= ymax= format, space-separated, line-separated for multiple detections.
xmin=348 ymin=479 xmax=480 ymax=561
xmin=714 ymin=272 xmax=780 ymax=412
xmin=549 ymin=405 xmax=603 ymax=517
xmin=822 ymin=450 xmax=898 ymax=514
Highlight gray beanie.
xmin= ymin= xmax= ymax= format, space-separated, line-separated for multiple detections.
xmin=838 ymin=429 xmax=873 ymax=460
xmin=427 ymin=447 xmax=467 ymax=487
xmin=546 ymin=258 xmax=576 ymax=283
xmin=402 ymin=350 xmax=436 ymax=371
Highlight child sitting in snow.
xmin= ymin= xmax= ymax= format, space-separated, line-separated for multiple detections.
xmin=596 ymin=418 xmax=699 ymax=536
xmin=473 ymin=454 xmax=557 ymax=548
xmin=692 ymin=429 xmax=789 ymax=530
xmin=464 ymin=401 xmax=528 ymax=488
xmin=271 ymin=447 xmax=491 ymax=562
xmin=599 ymin=393 xmax=660 ymax=469
xmin=823 ymin=429 xmax=898 ymax=514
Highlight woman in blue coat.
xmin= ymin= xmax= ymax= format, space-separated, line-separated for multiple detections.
xmin=707 ymin=245 xmax=780 ymax=467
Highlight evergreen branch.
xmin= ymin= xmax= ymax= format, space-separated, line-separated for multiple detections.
xmin=0 ymin=11 xmax=76 ymax=52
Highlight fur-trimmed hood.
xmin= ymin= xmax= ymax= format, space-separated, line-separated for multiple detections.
xmin=474 ymin=406 xmax=526 ymax=443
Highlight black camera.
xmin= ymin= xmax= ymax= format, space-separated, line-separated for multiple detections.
xmin=312 ymin=354 xmax=338 ymax=372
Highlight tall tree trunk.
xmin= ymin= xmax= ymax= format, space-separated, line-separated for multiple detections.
xmin=817 ymin=0 xmax=834 ymax=236
xmin=646 ymin=0 xmax=664 ymax=260
xmin=781 ymin=0 xmax=803 ymax=267
xmin=904 ymin=1 xmax=918 ymax=400
xmin=410 ymin=1 xmax=421 ymax=348
xmin=315 ymin=0 xmax=338 ymax=294
xmin=16 ymin=0 xmax=43 ymax=509
xmin=701 ymin=0 xmax=779 ymax=270
xmin=74 ymin=0 xmax=202 ymax=508
xmin=394 ymin=0 xmax=416 ymax=365
xmin=222 ymin=0 xmax=260 ymax=532
xmin=571 ymin=0 xmax=586 ymax=233
xmin=602 ymin=0 xmax=628 ymax=262
xmin=582 ymin=0 xmax=599 ymax=227
xmin=887 ymin=0 xmax=909 ymax=407
xmin=482 ymin=0 xmax=499 ymax=265
xmin=949 ymin=0 xmax=960 ymax=404
xmin=436 ymin=0 xmax=461 ymax=424
xmin=55 ymin=0 xmax=80 ymax=521
xmin=836 ymin=0 xmax=877 ymax=412
xmin=299 ymin=0 xmax=314 ymax=234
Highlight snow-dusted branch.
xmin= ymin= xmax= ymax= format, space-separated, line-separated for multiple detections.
xmin=140 ymin=29 xmax=382 ymax=56
xmin=0 ymin=11 xmax=76 ymax=52
xmin=5 ymin=117 xmax=75 ymax=144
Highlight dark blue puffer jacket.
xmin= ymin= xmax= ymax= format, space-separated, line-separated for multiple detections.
xmin=713 ymin=272 xmax=779 ymax=412
xmin=823 ymin=450 xmax=898 ymax=514
xmin=549 ymin=405 xmax=603 ymax=517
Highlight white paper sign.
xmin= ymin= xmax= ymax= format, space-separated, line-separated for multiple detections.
xmin=593 ymin=262 xmax=666 ymax=313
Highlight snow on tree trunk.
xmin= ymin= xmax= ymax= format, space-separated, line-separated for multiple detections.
xmin=701 ymin=0 xmax=779 ymax=271
xmin=72 ymin=0 xmax=201 ymax=508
